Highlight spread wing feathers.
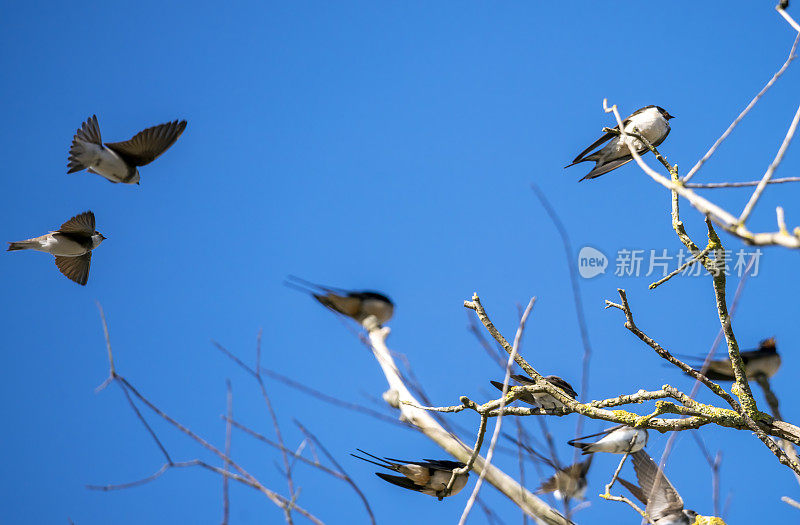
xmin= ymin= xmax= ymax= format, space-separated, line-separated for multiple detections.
xmin=566 ymin=127 xmax=619 ymax=166
xmin=630 ymin=450 xmax=684 ymax=520
xmin=538 ymin=458 xmax=592 ymax=492
xmin=75 ymin=115 xmax=103 ymax=145
xmin=618 ymin=477 xmax=649 ymax=506
xmin=105 ymin=119 xmax=187 ymax=166
xmin=375 ymin=472 xmax=424 ymax=492
xmin=59 ymin=211 xmax=95 ymax=234
xmin=54 ymin=253 xmax=91 ymax=285
xmin=68 ymin=115 xmax=103 ymax=173
xmin=579 ymin=157 xmax=634 ymax=181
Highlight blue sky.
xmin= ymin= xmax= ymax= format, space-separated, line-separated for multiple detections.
xmin=1 ymin=1 xmax=799 ymax=524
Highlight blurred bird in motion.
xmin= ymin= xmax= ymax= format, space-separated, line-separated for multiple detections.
xmin=566 ymin=105 xmax=674 ymax=181
xmin=68 ymin=115 xmax=187 ymax=184
xmin=490 ymin=374 xmax=577 ymax=409
xmin=285 ymin=275 xmax=394 ymax=327
xmin=7 ymin=211 xmax=105 ymax=285
xmin=568 ymin=425 xmax=648 ymax=455
xmin=537 ymin=456 xmax=593 ymax=501
xmin=618 ymin=450 xmax=699 ymax=525
xmin=352 ymin=449 xmax=467 ymax=500
xmin=683 ymin=338 xmax=780 ymax=381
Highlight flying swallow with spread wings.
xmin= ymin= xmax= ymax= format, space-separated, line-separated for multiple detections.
xmin=7 ymin=211 xmax=105 ymax=285
xmin=68 ymin=115 xmax=186 ymax=184
xmin=619 ymin=450 xmax=699 ymax=525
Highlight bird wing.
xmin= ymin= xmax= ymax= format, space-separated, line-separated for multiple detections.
xmin=105 ymin=120 xmax=187 ymax=166
xmin=375 ymin=472 xmax=423 ymax=492
xmin=314 ymin=294 xmax=362 ymax=317
xmin=567 ymin=128 xmax=619 ymax=166
xmin=58 ymin=211 xmax=95 ymax=235
xmin=568 ymin=425 xmax=621 ymax=444
xmin=54 ymin=253 xmax=91 ymax=286
xmin=544 ymin=375 xmax=578 ymax=398
xmin=419 ymin=460 xmax=465 ymax=471
xmin=579 ymin=156 xmax=634 ymax=181
xmin=630 ymin=450 xmax=685 ymax=520
xmin=618 ymin=477 xmax=649 ymax=506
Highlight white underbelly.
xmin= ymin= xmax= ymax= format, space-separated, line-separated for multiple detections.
xmin=42 ymin=234 xmax=88 ymax=256
xmin=88 ymin=146 xmax=130 ymax=182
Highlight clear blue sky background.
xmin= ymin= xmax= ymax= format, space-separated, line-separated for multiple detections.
xmin=1 ymin=2 xmax=799 ymax=524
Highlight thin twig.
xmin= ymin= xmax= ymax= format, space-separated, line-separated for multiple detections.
xmin=531 ymin=184 xmax=594 ymax=448
xmin=222 ymin=380 xmax=233 ymax=525
xmin=648 ymin=244 xmax=713 ymax=290
xmin=683 ymin=32 xmax=799 ymax=182
xmin=458 ymin=298 xmax=536 ymax=525
xmin=685 ymin=176 xmax=800 ymax=188
xmin=739 ymin=104 xmax=800 ymax=223
xmin=295 ymin=421 xmax=377 ymax=525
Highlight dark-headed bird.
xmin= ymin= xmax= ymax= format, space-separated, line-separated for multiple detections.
xmin=686 ymin=338 xmax=780 ymax=381
xmin=568 ymin=425 xmax=648 ymax=455
xmin=490 ymin=374 xmax=577 ymax=409
xmin=566 ymin=105 xmax=674 ymax=181
xmin=7 ymin=211 xmax=105 ymax=285
xmin=68 ymin=115 xmax=187 ymax=184
xmin=618 ymin=450 xmax=698 ymax=525
xmin=352 ymin=449 xmax=467 ymax=500
xmin=537 ymin=456 xmax=593 ymax=501
xmin=285 ymin=275 xmax=394 ymax=327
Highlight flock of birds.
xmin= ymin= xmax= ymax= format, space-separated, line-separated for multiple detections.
xmin=7 ymin=105 xmax=672 ymax=285
xmin=288 ymin=278 xmax=780 ymax=523
xmin=6 ymin=108 xmax=779 ymax=523
xmin=7 ymin=116 xmax=187 ymax=284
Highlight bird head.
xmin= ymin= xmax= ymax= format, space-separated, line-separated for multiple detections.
xmin=657 ymin=106 xmax=675 ymax=120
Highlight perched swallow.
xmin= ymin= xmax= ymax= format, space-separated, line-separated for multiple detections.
xmin=568 ymin=425 xmax=648 ymax=455
xmin=618 ymin=450 xmax=698 ymax=525
xmin=566 ymin=105 xmax=674 ymax=181
xmin=686 ymin=338 xmax=780 ymax=381
xmin=285 ymin=275 xmax=394 ymax=326
xmin=537 ymin=456 xmax=593 ymax=501
xmin=68 ymin=115 xmax=187 ymax=184
xmin=352 ymin=449 xmax=468 ymax=500
xmin=490 ymin=374 xmax=577 ymax=409
xmin=7 ymin=211 xmax=105 ymax=285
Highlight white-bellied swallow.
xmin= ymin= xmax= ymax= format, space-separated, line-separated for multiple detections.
xmin=352 ymin=449 xmax=468 ymax=500
xmin=490 ymin=374 xmax=577 ymax=409
xmin=7 ymin=211 xmax=105 ymax=285
xmin=566 ymin=105 xmax=674 ymax=181
xmin=568 ymin=425 xmax=648 ymax=455
xmin=285 ymin=275 xmax=394 ymax=327
xmin=68 ymin=115 xmax=187 ymax=184
xmin=686 ymin=338 xmax=780 ymax=381
xmin=537 ymin=456 xmax=593 ymax=501
xmin=618 ymin=450 xmax=698 ymax=525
